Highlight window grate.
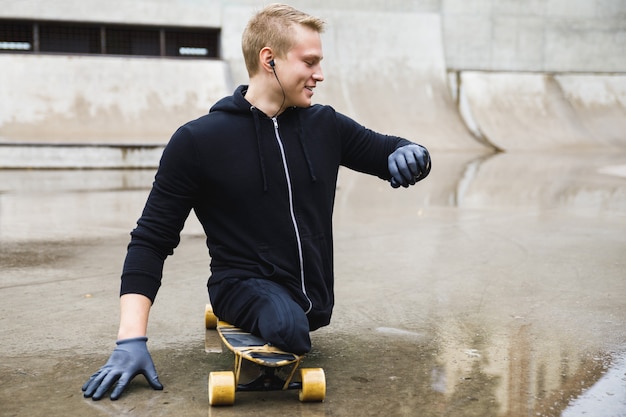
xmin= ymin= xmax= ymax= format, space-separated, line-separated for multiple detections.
xmin=106 ymin=27 xmax=160 ymax=56
xmin=0 ymin=21 xmax=33 ymax=52
xmin=165 ymin=29 xmax=219 ymax=57
xmin=0 ymin=19 xmax=219 ymax=59
xmin=39 ymin=23 xmax=101 ymax=54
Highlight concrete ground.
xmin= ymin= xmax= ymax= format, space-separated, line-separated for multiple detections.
xmin=1 ymin=150 xmax=626 ymax=416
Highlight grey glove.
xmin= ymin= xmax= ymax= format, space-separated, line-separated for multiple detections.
xmin=82 ymin=337 xmax=163 ymax=401
xmin=388 ymin=144 xmax=431 ymax=188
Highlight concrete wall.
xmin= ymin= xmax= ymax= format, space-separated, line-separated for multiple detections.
xmin=5 ymin=0 xmax=622 ymax=73
xmin=0 ymin=0 xmax=625 ymax=166
xmin=442 ymin=0 xmax=626 ymax=73
xmin=0 ymin=0 xmax=223 ymax=27
xmin=0 ymin=55 xmax=230 ymax=144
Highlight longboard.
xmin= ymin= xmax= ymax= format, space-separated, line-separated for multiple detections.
xmin=205 ymin=304 xmax=325 ymax=406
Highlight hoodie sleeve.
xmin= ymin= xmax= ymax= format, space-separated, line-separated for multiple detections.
xmin=120 ymin=125 xmax=202 ymax=302
xmin=335 ymin=110 xmax=414 ymax=180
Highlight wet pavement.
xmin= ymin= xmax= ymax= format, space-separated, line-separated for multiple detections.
xmin=1 ymin=150 xmax=626 ymax=417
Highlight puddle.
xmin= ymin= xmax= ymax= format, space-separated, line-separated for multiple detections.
xmin=1 ymin=152 xmax=625 ymax=416
xmin=2 ymin=294 xmax=626 ymax=417
xmin=0 ymin=240 xmax=74 ymax=269
xmin=562 ymin=351 xmax=626 ymax=417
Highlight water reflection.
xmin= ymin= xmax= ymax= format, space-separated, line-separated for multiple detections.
xmin=460 ymin=152 xmax=626 ymax=213
xmin=330 ymin=150 xmax=626 ymax=416
xmin=311 ymin=323 xmax=623 ymax=417
xmin=1 ymin=152 xmax=625 ymax=241
xmin=334 ymin=150 xmax=626 ymax=214
xmin=1 ymin=150 xmax=625 ymax=416
xmin=562 ymin=352 xmax=626 ymax=416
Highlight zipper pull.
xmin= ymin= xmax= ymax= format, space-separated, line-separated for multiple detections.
xmin=272 ymin=117 xmax=278 ymax=130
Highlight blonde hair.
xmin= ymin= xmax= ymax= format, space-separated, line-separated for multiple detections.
xmin=242 ymin=3 xmax=325 ymax=76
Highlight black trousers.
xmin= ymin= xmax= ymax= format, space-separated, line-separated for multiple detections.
xmin=208 ymin=277 xmax=312 ymax=355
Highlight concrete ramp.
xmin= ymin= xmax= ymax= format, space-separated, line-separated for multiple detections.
xmin=315 ymin=11 xmax=487 ymax=152
xmin=460 ymin=72 xmax=626 ymax=151
xmin=220 ymin=8 xmax=488 ymax=152
xmin=556 ymin=74 xmax=626 ymax=148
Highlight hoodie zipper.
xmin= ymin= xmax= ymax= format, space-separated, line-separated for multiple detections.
xmin=272 ymin=117 xmax=313 ymax=314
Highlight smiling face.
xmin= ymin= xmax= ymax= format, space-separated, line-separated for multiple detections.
xmin=273 ymin=24 xmax=324 ymax=108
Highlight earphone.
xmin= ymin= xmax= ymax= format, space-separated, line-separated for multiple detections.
xmin=268 ymin=58 xmax=285 ymax=118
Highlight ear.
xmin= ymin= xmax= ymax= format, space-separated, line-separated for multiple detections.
xmin=259 ymin=47 xmax=275 ymax=72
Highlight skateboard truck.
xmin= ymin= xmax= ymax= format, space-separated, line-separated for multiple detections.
xmin=238 ymin=366 xmax=301 ymax=392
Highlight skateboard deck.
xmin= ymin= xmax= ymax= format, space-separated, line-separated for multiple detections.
xmin=205 ymin=304 xmax=325 ymax=406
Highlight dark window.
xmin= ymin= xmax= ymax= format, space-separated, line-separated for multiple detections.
xmin=0 ymin=20 xmax=33 ymax=52
xmin=0 ymin=19 xmax=219 ymax=59
xmin=39 ymin=23 xmax=100 ymax=54
xmin=165 ymin=29 xmax=218 ymax=57
xmin=106 ymin=27 xmax=160 ymax=56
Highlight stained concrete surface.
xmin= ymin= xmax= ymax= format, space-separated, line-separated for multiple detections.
xmin=460 ymin=73 xmax=626 ymax=152
xmin=1 ymin=150 xmax=626 ymax=416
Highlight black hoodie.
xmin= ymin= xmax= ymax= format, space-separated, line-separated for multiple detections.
xmin=121 ymin=85 xmax=416 ymax=328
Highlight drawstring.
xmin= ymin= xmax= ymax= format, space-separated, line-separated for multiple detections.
xmin=250 ymin=107 xmax=317 ymax=192
xmin=296 ymin=111 xmax=317 ymax=183
xmin=251 ymin=106 xmax=269 ymax=192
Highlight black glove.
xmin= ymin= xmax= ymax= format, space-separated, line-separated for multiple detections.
xmin=388 ymin=144 xmax=431 ymax=188
xmin=82 ymin=337 xmax=163 ymax=401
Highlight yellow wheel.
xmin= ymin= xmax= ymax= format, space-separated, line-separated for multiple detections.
xmin=299 ymin=368 xmax=326 ymax=402
xmin=208 ymin=371 xmax=235 ymax=406
xmin=205 ymin=304 xmax=218 ymax=329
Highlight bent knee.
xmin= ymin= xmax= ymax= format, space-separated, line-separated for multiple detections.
xmin=260 ymin=316 xmax=311 ymax=355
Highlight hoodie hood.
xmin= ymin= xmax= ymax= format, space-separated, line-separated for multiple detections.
xmin=210 ymin=85 xmax=317 ymax=192
xmin=210 ymin=85 xmax=254 ymax=115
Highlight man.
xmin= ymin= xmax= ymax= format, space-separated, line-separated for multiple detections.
xmin=82 ymin=3 xmax=431 ymax=401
